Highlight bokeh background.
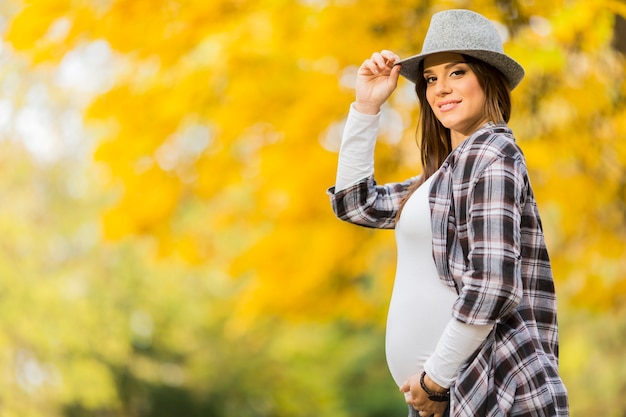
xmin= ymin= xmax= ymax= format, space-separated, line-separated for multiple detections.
xmin=0 ymin=0 xmax=625 ymax=416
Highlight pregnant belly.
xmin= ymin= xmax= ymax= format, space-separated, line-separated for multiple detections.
xmin=385 ymin=274 xmax=457 ymax=387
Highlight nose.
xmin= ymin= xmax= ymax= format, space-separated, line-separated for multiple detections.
xmin=434 ymin=78 xmax=452 ymax=96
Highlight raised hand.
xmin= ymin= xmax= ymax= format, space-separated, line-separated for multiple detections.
xmin=354 ymin=50 xmax=402 ymax=114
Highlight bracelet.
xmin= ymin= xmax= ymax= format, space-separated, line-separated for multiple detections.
xmin=420 ymin=371 xmax=450 ymax=402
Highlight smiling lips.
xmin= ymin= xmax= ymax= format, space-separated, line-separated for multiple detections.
xmin=438 ymin=100 xmax=460 ymax=112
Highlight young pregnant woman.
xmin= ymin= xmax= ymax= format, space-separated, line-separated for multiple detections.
xmin=328 ymin=9 xmax=569 ymax=417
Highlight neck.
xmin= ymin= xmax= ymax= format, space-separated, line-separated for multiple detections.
xmin=450 ymin=120 xmax=494 ymax=149
xmin=450 ymin=131 xmax=466 ymax=150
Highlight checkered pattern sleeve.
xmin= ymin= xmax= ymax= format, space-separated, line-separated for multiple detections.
xmin=327 ymin=175 xmax=418 ymax=229
xmin=452 ymin=155 xmax=525 ymax=325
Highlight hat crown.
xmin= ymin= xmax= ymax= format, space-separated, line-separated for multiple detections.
xmin=421 ymin=9 xmax=504 ymax=55
xmin=397 ymin=9 xmax=525 ymax=89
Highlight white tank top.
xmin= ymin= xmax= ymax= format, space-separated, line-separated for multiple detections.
xmin=385 ymin=175 xmax=458 ymax=387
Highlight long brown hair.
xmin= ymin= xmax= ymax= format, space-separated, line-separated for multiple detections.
xmin=397 ymin=55 xmax=512 ymax=219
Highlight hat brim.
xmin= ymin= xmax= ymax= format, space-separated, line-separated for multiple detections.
xmin=396 ymin=49 xmax=525 ymax=90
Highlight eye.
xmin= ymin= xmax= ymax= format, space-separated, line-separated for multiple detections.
xmin=425 ymin=75 xmax=437 ymax=84
xmin=450 ymin=69 xmax=466 ymax=77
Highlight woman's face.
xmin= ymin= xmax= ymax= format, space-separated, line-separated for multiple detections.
xmin=423 ymin=52 xmax=488 ymax=143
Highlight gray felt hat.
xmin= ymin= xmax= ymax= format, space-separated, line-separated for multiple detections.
xmin=397 ymin=9 xmax=525 ymax=89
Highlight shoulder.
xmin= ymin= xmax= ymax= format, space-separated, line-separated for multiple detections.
xmin=467 ymin=126 xmax=522 ymax=161
xmin=454 ymin=126 xmax=526 ymax=178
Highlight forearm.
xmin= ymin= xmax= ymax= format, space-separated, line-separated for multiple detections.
xmin=424 ymin=318 xmax=494 ymax=388
xmin=335 ymin=103 xmax=380 ymax=191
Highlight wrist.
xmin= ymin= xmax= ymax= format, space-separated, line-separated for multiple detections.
xmin=420 ymin=372 xmax=450 ymax=402
xmin=353 ymin=101 xmax=381 ymax=115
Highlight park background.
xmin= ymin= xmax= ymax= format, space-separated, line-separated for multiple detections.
xmin=0 ymin=0 xmax=625 ymax=415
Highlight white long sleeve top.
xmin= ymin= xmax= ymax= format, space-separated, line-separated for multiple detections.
xmin=335 ymin=103 xmax=493 ymax=388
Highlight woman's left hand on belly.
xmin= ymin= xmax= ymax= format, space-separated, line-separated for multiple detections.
xmin=400 ymin=373 xmax=448 ymax=417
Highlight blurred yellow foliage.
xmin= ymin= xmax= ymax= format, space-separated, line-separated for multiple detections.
xmin=5 ymin=0 xmax=626 ymax=332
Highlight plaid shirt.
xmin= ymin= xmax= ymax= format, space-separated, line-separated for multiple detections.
xmin=328 ymin=124 xmax=569 ymax=416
